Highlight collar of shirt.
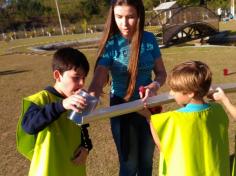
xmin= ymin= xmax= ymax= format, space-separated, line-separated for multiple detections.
xmin=45 ymin=86 xmax=64 ymax=98
xmin=177 ymin=103 xmax=210 ymax=112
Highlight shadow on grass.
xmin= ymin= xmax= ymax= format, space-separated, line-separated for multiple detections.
xmin=0 ymin=69 xmax=30 ymax=76
xmin=230 ymin=31 xmax=236 ymax=35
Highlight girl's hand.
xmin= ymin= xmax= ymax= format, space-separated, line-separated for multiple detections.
xmin=139 ymin=85 xmax=157 ymax=102
xmin=139 ymin=86 xmax=162 ymax=114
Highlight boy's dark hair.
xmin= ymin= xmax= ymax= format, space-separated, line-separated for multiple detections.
xmin=52 ymin=47 xmax=89 ymax=76
xmin=167 ymin=60 xmax=212 ymax=98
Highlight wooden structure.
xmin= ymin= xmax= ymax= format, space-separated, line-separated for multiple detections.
xmin=151 ymin=6 xmax=219 ymax=46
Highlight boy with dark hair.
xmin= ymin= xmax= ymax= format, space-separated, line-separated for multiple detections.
xmin=16 ymin=47 xmax=92 ymax=176
xmin=150 ymin=61 xmax=230 ymax=176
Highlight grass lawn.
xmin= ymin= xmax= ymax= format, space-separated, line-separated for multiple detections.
xmin=0 ymin=32 xmax=102 ymax=56
xmin=0 ymin=21 xmax=236 ymax=176
xmin=219 ymin=20 xmax=236 ymax=33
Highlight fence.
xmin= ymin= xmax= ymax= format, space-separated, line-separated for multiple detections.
xmin=0 ymin=24 xmax=104 ymax=41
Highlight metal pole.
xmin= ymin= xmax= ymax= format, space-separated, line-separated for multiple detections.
xmin=76 ymin=83 xmax=236 ymax=125
xmin=231 ymin=0 xmax=235 ymax=18
xmin=54 ymin=0 xmax=64 ymax=35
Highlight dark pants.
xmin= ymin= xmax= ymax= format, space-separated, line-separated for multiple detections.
xmin=110 ymin=95 xmax=155 ymax=176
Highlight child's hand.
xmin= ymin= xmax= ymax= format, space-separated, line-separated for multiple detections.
xmin=62 ymin=94 xmax=87 ymax=112
xmin=212 ymin=87 xmax=227 ymax=102
xmin=71 ymin=146 xmax=89 ymax=165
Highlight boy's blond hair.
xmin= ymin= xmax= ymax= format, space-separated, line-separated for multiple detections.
xmin=167 ymin=60 xmax=212 ymax=98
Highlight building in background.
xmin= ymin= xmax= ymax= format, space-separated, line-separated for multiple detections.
xmin=153 ymin=1 xmax=180 ymax=24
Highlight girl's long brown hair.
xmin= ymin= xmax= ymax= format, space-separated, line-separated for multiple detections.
xmin=95 ymin=0 xmax=145 ymax=101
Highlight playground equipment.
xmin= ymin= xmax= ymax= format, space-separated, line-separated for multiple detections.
xmin=150 ymin=6 xmax=219 ymax=46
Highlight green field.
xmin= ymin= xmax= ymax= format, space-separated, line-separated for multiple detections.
xmin=0 ymin=21 xmax=236 ymax=176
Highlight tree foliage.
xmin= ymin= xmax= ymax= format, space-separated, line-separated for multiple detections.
xmin=143 ymin=0 xmax=160 ymax=10
xmin=176 ymin=0 xmax=200 ymax=6
xmin=207 ymin=0 xmax=229 ymax=10
xmin=0 ymin=0 xmax=234 ymax=32
xmin=0 ymin=0 xmax=52 ymax=31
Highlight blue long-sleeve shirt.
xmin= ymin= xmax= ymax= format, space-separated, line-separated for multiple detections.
xmin=22 ymin=86 xmax=93 ymax=151
xmin=22 ymin=86 xmax=66 ymax=134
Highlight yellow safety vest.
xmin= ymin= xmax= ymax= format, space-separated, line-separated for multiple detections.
xmin=16 ymin=90 xmax=86 ymax=176
xmin=151 ymin=103 xmax=230 ymax=176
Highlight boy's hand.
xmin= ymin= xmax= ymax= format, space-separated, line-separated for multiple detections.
xmin=206 ymin=87 xmax=217 ymax=100
xmin=207 ymin=87 xmax=226 ymax=102
xmin=212 ymin=87 xmax=227 ymax=102
xmin=62 ymin=94 xmax=87 ymax=112
xmin=71 ymin=146 xmax=89 ymax=165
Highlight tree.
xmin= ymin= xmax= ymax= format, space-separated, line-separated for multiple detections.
xmin=200 ymin=0 xmax=205 ymax=5
xmin=143 ymin=0 xmax=160 ymax=10
xmin=176 ymin=0 xmax=200 ymax=6
xmin=79 ymin=0 xmax=100 ymax=19
xmin=207 ymin=0 xmax=229 ymax=11
xmin=81 ymin=18 xmax=87 ymax=34
xmin=0 ymin=8 xmax=9 ymax=32
xmin=0 ymin=0 xmax=52 ymax=31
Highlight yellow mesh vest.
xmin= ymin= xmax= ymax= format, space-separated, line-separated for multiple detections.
xmin=16 ymin=90 xmax=86 ymax=176
xmin=151 ymin=103 xmax=230 ymax=176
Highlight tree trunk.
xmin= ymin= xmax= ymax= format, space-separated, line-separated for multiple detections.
xmin=200 ymin=0 xmax=205 ymax=6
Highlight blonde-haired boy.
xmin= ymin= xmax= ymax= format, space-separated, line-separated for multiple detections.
xmin=150 ymin=61 xmax=230 ymax=176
